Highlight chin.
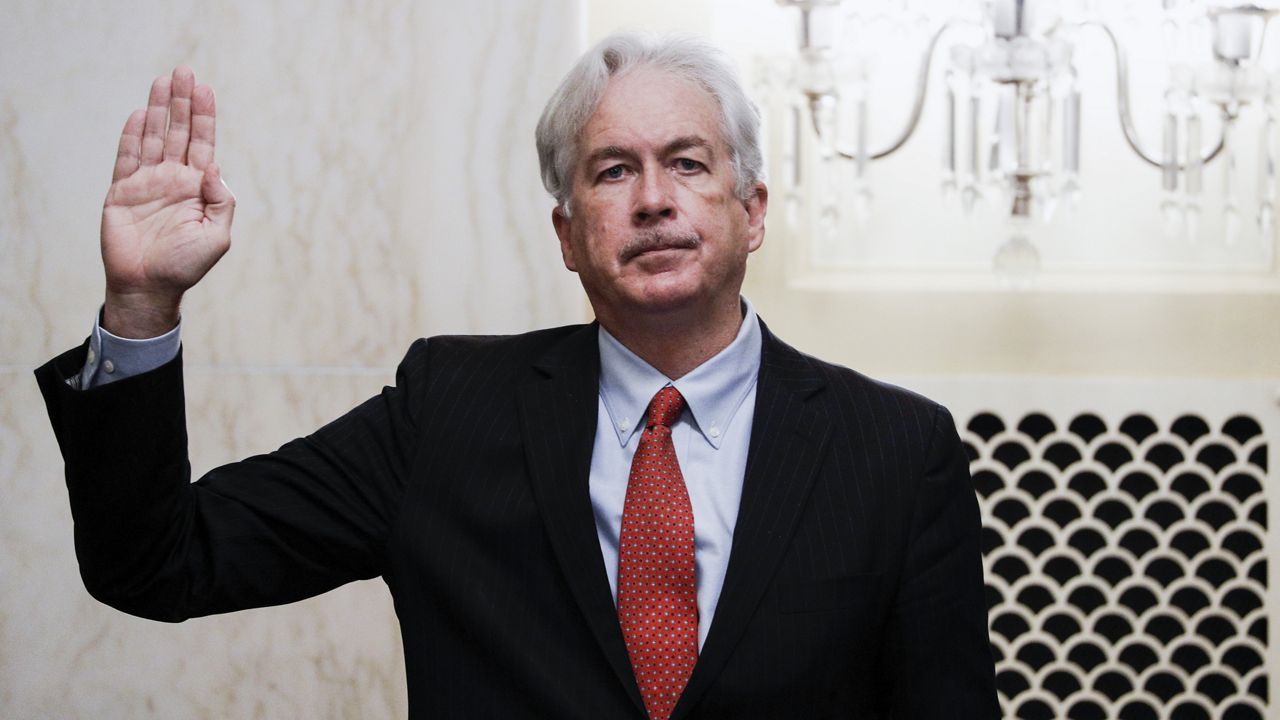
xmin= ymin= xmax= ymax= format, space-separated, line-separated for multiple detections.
xmin=626 ymin=279 xmax=705 ymax=315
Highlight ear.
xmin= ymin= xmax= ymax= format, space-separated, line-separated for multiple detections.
xmin=742 ymin=182 xmax=768 ymax=253
xmin=552 ymin=206 xmax=579 ymax=272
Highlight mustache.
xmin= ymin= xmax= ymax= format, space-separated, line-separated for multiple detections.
xmin=619 ymin=230 xmax=701 ymax=262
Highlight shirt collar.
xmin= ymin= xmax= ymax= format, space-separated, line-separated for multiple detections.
xmin=597 ymin=297 xmax=762 ymax=450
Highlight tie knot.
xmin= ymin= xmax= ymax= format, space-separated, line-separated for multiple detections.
xmin=646 ymin=386 xmax=685 ymax=429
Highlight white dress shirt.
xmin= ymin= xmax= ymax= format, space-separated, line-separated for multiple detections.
xmin=70 ymin=312 xmax=181 ymax=390
xmin=591 ymin=300 xmax=761 ymax=649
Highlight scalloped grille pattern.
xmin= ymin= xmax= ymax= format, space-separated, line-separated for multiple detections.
xmin=963 ymin=411 xmax=1269 ymax=720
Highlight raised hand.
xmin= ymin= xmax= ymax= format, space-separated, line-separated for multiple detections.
xmin=100 ymin=66 xmax=235 ymax=338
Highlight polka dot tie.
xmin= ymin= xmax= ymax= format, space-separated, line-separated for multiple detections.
xmin=616 ymin=386 xmax=697 ymax=720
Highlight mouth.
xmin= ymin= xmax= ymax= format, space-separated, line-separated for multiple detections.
xmin=620 ymin=231 xmax=700 ymax=262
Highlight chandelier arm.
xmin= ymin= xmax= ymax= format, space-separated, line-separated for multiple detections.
xmin=868 ymin=20 xmax=960 ymax=159
xmin=811 ymin=20 xmax=968 ymax=162
xmin=1080 ymin=20 xmax=1225 ymax=171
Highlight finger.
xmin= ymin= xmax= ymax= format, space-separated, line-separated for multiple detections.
xmin=112 ymin=109 xmax=146 ymax=182
xmin=163 ymin=66 xmax=195 ymax=164
xmin=202 ymin=162 xmax=236 ymax=232
xmin=140 ymin=75 xmax=171 ymax=166
xmin=188 ymin=83 xmax=216 ymax=171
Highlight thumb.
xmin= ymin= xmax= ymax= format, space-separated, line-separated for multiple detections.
xmin=202 ymin=162 xmax=236 ymax=230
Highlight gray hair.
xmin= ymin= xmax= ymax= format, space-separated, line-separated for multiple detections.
xmin=535 ymin=32 xmax=765 ymax=215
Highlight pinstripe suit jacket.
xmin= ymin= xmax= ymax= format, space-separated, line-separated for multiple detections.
xmin=36 ymin=319 xmax=999 ymax=719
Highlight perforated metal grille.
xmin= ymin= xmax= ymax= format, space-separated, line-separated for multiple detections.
xmin=963 ymin=410 xmax=1269 ymax=719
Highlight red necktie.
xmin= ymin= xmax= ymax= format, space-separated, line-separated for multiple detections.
xmin=616 ymin=386 xmax=698 ymax=720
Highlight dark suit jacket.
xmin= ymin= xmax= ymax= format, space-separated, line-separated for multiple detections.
xmin=36 ymin=319 xmax=999 ymax=719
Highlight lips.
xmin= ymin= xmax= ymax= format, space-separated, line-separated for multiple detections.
xmin=638 ymin=244 xmax=685 ymax=255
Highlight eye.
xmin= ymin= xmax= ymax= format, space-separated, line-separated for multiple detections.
xmin=600 ymin=165 xmax=627 ymax=181
xmin=675 ymin=158 xmax=704 ymax=173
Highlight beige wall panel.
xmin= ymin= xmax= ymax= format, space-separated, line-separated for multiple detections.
xmin=1 ymin=1 xmax=588 ymax=371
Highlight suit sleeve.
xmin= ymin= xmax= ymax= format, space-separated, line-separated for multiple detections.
xmin=886 ymin=404 xmax=1001 ymax=719
xmin=33 ymin=338 xmax=430 ymax=622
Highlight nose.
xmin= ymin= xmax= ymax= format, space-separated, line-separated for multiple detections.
xmin=633 ymin=167 xmax=675 ymax=226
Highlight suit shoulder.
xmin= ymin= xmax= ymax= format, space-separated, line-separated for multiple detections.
xmin=770 ymin=341 xmax=952 ymax=448
xmin=834 ymin=363 xmax=942 ymax=415
xmin=397 ymin=323 xmax=592 ymax=372
xmin=381 ymin=324 xmax=593 ymax=426
xmin=771 ymin=339 xmax=943 ymax=415
xmin=780 ymin=349 xmax=962 ymax=483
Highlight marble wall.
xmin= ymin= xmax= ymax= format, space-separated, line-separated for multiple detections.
xmin=1 ymin=1 xmax=586 ymax=717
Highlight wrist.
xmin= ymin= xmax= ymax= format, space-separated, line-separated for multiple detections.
xmin=103 ymin=289 xmax=182 ymax=339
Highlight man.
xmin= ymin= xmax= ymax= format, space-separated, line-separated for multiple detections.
xmin=37 ymin=32 xmax=999 ymax=719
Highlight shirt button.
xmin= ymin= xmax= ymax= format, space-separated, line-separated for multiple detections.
xmin=86 ymin=347 xmax=96 ymax=365
xmin=619 ymin=418 xmax=631 ymax=433
xmin=709 ymin=426 xmax=721 ymax=438
xmin=102 ymin=359 xmax=115 ymax=374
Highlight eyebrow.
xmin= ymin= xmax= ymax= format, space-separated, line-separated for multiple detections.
xmin=584 ymin=145 xmax=633 ymax=168
xmin=663 ymin=135 xmax=715 ymax=158
xmin=582 ymin=135 xmax=717 ymax=170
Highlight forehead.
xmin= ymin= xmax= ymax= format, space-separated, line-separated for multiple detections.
xmin=579 ymin=67 xmax=725 ymax=156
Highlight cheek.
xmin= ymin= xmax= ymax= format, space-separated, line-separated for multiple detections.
xmin=587 ymin=221 xmax=617 ymax=260
xmin=568 ymin=216 xmax=623 ymax=271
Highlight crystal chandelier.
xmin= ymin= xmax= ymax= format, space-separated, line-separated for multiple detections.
xmin=764 ymin=0 xmax=1280 ymax=273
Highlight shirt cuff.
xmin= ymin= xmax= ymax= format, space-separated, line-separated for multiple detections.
xmin=70 ymin=308 xmax=182 ymax=389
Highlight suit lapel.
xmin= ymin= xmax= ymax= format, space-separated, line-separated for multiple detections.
xmin=517 ymin=324 xmax=647 ymax=716
xmin=673 ymin=322 xmax=832 ymax=720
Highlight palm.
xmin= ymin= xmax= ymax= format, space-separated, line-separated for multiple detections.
xmin=100 ymin=66 xmax=234 ymax=335
xmin=104 ymin=162 xmax=220 ymax=290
